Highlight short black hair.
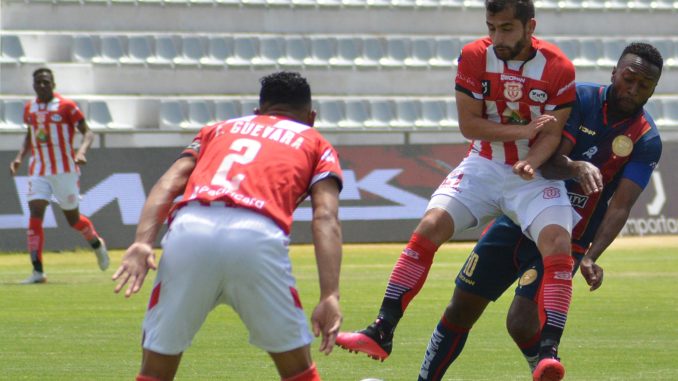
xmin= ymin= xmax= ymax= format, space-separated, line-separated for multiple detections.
xmin=33 ymin=67 xmax=54 ymax=81
xmin=259 ymin=71 xmax=311 ymax=109
xmin=620 ymin=42 xmax=663 ymax=73
xmin=485 ymin=0 xmax=535 ymax=25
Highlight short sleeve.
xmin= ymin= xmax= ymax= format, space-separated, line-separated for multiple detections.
xmin=545 ymin=56 xmax=576 ymax=111
xmin=455 ymin=42 xmax=486 ymax=100
xmin=621 ymin=135 xmax=662 ymax=189
xmin=311 ymin=139 xmax=343 ymax=191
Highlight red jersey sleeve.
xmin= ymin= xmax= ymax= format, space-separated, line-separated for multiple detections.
xmin=23 ymin=102 xmax=30 ymax=125
xmin=455 ymin=39 xmax=489 ymax=100
xmin=63 ymin=99 xmax=85 ymax=125
xmin=310 ymin=138 xmax=343 ymax=191
xmin=540 ymin=41 xmax=576 ymax=111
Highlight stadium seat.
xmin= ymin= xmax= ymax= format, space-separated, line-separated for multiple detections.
xmin=316 ymin=99 xmax=345 ymax=128
xmin=441 ymin=99 xmax=458 ymax=128
xmin=643 ymin=98 xmax=664 ymax=126
xmin=330 ymin=36 xmax=361 ymax=68
xmin=148 ymin=35 xmax=179 ymax=67
xmin=214 ymin=100 xmax=240 ymax=121
xmin=379 ymin=37 xmax=409 ymax=68
xmin=339 ymin=99 xmax=370 ymax=128
xmin=355 ymin=37 xmax=384 ymax=69
xmin=2 ymin=100 xmax=26 ymax=128
xmin=278 ymin=36 xmax=308 ymax=68
xmin=120 ymin=35 xmax=153 ymax=66
xmin=647 ymin=38 xmax=676 ymax=68
xmin=574 ymin=39 xmax=601 ymax=67
xmin=200 ymin=36 xmax=233 ymax=68
xmin=417 ymin=99 xmax=447 ymax=128
xmin=551 ymin=37 xmax=578 ymax=62
xmin=93 ymin=35 xmax=125 ymax=65
xmin=392 ymin=99 xmax=420 ymax=128
xmin=365 ymin=99 xmax=395 ymax=128
xmin=253 ymin=36 xmax=284 ymax=67
xmin=87 ymin=100 xmax=118 ymax=130
xmin=226 ymin=36 xmax=258 ymax=67
xmin=597 ymin=38 xmax=627 ymax=67
xmin=72 ymin=35 xmax=98 ymax=62
xmin=661 ymin=98 xmax=678 ymax=128
xmin=304 ymin=36 xmax=335 ymax=68
xmin=182 ymin=100 xmax=213 ymax=129
xmin=174 ymin=35 xmax=205 ymax=67
xmin=430 ymin=37 xmax=460 ymax=68
xmin=405 ymin=38 xmax=434 ymax=69
xmin=1 ymin=35 xmax=42 ymax=65
xmin=159 ymin=100 xmax=186 ymax=129
xmin=239 ymin=99 xmax=259 ymax=116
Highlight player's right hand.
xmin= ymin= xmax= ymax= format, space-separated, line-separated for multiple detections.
xmin=579 ymin=256 xmax=604 ymax=291
xmin=311 ymin=294 xmax=342 ymax=355
xmin=522 ymin=114 xmax=557 ymax=140
xmin=112 ymin=242 xmax=157 ymax=298
xmin=9 ymin=159 xmax=21 ymax=176
xmin=574 ymin=161 xmax=603 ymax=194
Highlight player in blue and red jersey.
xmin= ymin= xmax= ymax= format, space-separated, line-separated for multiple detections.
xmin=417 ymin=42 xmax=663 ymax=381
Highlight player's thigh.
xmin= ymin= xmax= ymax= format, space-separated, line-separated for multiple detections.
xmin=27 ymin=176 xmax=53 ymax=204
xmin=141 ymin=211 xmax=229 ymax=355
xmin=455 ymin=217 xmax=526 ymax=302
xmin=49 ymin=173 xmax=81 ymax=210
xmin=225 ymin=228 xmax=312 ymax=354
xmin=503 ymin=177 xmax=577 ymax=240
xmin=430 ymin=156 xmax=504 ymax=231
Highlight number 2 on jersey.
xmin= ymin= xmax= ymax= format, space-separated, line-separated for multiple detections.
xmin=211 ymin=138 xmax=261 ymax=191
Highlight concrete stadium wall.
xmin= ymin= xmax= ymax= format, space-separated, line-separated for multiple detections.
xmin=1 ymin=142 xmax=675 ymax=252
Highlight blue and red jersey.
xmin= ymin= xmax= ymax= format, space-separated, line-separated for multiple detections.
xmin=562 ymin=82 xmax=662 ymax=252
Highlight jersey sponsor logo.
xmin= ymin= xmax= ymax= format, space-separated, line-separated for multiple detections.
xmin=568 ymin=192 xmax=589 ymax=208
xmin=528 ymin=89 xmax=548 ymax=103
xmin=503 ymin=82 xmax=523 ymax=102
xmin=579 ymin=125 xmax=596 ymax=136
xmin=519 ymin=268 xmax=538 ymax=286
xmin=582 ymin=146 xmax=598 ymax=159
xmin=500 ymin=74 xmax=526 ymax=83
xmin=51 ymin=114 xmax=62 ymax=122
xmin=612 ymin=135 xmax=633 ymax=157
xmin=543 ymin=187 xmax=561 ymax=199
xmin=481 ymin=80 xmax=491 ymax=96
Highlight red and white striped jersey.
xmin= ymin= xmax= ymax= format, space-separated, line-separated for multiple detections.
xmin=455 ymin=36 xmax=576 ymax=165
xmin=175 ymin=114 xmax=343 ymax=235
xmin=23 ymin=93 xmax=85 ymax=176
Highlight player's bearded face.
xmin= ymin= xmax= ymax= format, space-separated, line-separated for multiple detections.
xmin=493 ymin=31 xmax=529 ymax=61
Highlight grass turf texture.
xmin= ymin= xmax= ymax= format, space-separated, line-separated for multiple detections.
xmin=0 ymin=236 xmax=676 ymax=380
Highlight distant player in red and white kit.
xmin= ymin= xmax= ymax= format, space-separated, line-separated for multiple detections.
xmin=337 ymin=1 xmax=576 ymax=379
xmin=113 ymin=72 xmax=343 ymax=381
xmin=9 ymin=68 xmax=109 ymax=284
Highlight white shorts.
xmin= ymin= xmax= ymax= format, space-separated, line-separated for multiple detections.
xmin=27 ymin=173 xmax=80 ymax=210
xmin=428 ymin=155 xmax=579 ymax=238
xmin=142 ymin=203 xmax=312 ymax=355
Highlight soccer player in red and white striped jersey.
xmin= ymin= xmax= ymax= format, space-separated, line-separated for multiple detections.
xmin=9 ymin=68 xmax=109 ymax=284
xmin=337 ymin=2 xmax=576 ymax=380
xmin=113 ymin=72 xmax=343 ymax=381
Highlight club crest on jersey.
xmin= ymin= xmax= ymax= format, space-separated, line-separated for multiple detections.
xmin=503 ymin=82 xmax=523 ymax=101
xmin=543 ymin=187 xmax=560 ymax=199
xmin=51 ymin=114 xmax=62 ymax=122
xmin=568 ymin=192 xmax=589 ymax=208
xmin=519 ymin=269 xmax=538 ymax=286
xmin=528 ymin=89 xmax=548 ymax=103
xmin=612 ymin=135 xmax=633 ymax=157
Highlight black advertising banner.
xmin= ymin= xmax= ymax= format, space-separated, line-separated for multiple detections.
xmin=0 ymin=143 xmax=675 ymax=251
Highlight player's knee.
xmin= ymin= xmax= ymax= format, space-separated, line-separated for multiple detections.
xmin=506 ymin=310 xmax=538 ymax=342
xmin=415 ymin=209 xmax=454 ymax=246
xmin=536 ymin=225 xmax=571 ymax=255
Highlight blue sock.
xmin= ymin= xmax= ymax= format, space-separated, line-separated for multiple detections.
xmin=418 ymin=315 xmax=470 ymax=381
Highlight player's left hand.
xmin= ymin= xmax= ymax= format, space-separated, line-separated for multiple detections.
xmin=513 ymin=160 xmax=535 ymax=180
xmin=579 ymin=256 xmax=604 ymax=291
xmin=112 ymin=242 xmax=157 ymax=297
xmin=574 ymin=161 xmax=603 ymax=194
xmin=311 ymin=294 xmax=342 ymax=355
xmin=75 ymin=152 xmax=87 ymax=165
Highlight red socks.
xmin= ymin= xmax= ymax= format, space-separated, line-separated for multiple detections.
xmin=72 ymin=215 xmax=99 ymax=242
xmin=541 ymin=254 xmax=574 ymax=331
xmin=282 ymin=363 xmax=320 ymax=381
xmin=384 ymin=233 xmax=439 ymax=315
xmin=28 ymin=217 xmax=44 ymax=271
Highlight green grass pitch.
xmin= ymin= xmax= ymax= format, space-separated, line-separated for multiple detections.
xmin=1 ymin=237 xmax=676 ymax=380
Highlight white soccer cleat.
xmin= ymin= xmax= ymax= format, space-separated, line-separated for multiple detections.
xmin=21 ymin=271 xmax=47 ymax=284
xmin=94 ymin=238 xmax=110 ymax=271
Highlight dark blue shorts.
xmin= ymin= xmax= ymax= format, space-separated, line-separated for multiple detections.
xmin=455 ymin=216 xmax=583 ymax=302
